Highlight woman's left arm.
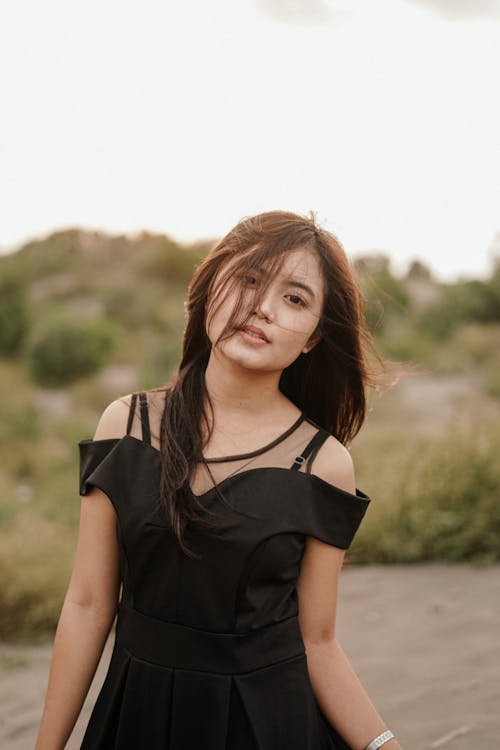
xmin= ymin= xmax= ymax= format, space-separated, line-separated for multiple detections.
xmin=296 ymin=438 xmax=404 ymax=750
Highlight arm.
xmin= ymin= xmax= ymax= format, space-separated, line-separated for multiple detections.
xmin=296 ymin=438 xmax=403 ymax=750
xmin=34 ymin=398 xmax=130 ymax=750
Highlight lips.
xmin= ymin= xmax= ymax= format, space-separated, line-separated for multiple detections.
xmin=240 ymin=325 xmax=270 ymax=342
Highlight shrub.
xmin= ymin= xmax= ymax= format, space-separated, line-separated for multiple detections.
xmin=355 ymin=259 xmax=411 ymax=334
xmin=418 ymin=275 xmax=500 ymax=340
xmin=26 ymin=317 xmax=119 ymax=387
xmin=0 ymin=276 xmax=29 ymax=355
xmin=352 ymin=421 xmax=500 ymax=564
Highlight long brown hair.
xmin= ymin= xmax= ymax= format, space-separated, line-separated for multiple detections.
xmin=152 ymin=210 xmax=389 ymax=557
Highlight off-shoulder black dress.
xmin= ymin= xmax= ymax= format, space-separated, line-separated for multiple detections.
xmin=77 ymin=392 xmax=371 ymax=749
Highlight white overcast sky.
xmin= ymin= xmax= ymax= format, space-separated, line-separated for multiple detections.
xmin=1 ymin=0 xmax=499 ymax=281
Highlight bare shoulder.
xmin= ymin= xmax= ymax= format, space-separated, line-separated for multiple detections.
xmin=309 ymin=434 xmax=356 ymax=496
xmin=92 ymin=393 xmax=135 ymax=441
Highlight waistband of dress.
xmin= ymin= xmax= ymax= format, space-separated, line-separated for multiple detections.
xmin=115 ymin=603 xmax=305 ymax=675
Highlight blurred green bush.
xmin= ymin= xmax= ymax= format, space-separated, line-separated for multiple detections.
xmin=0 ymin=275 xmax=29 ymax=355
xmin=26 ymin=317 xmax=119 ymax=387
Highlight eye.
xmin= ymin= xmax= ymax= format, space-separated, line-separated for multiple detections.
xmin=285 ymin=293 xmax=306 ymax=307
xmin=238 ymin=273 xmax=259 ymax=286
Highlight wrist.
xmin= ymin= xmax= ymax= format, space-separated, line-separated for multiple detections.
xmin=362 ymin=729 xmax=401 ymax=750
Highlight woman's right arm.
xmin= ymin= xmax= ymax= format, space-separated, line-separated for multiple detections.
xmin=34 ymin=398 xmax=130 ymax=750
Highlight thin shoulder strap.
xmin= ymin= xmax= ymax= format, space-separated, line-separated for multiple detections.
xmin=290 ymin=428 xmax=329 ymax=471
xmin=138 ymin=391 xmax=151 ymax=444
xmin=126 ymin=393 xmax=138 ymax=435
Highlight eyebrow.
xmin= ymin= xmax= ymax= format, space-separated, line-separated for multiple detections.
xmin=242 ymin=266 xmax=318 ymax=300
xmin=281 ymin=277 xmax=317 ymax=299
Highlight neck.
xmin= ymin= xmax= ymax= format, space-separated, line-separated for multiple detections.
xmin=203 ymin=348 xmax=286 ymax=419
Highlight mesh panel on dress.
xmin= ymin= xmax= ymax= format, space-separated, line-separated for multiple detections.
xmin=189 ymin=418 xmax=323 ymax=498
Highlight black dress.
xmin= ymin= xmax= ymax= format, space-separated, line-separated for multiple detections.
xmin=78 ymin=392 xmax=371 ymax=749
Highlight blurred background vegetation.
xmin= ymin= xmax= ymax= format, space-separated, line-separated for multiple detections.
xmin=1 ymin=229 xmax=499 ymax=640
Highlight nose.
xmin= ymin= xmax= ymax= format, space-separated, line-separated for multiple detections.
xmin=254 ymin=290 xmax=274 ymax=322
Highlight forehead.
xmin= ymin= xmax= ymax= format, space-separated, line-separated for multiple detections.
xmin=219 ymin=245 xmax=323 ymax=286
xmin=276 ymin=246 xmax=323 ymax=283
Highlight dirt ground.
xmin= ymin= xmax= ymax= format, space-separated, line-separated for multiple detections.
xmin=1 ymin=563 xmax=499 ymax=750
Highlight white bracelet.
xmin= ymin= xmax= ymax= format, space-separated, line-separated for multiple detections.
xmin=363 ymin=729 xmax=395 ymax=750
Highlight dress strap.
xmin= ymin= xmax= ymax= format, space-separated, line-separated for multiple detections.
xmin=126 ymin=393 xmax=138 ymax=435
xmin=138 ymin=391 xmax=152 ymax=445
xmin=290 ymin=429 xmax=329 ymax=471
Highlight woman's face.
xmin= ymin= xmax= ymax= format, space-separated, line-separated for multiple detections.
xmin=205 ymin=246 xmax=325 ymax=373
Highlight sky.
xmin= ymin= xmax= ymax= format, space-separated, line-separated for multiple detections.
xmin=1 ymin=0 xmax=499 ymax=281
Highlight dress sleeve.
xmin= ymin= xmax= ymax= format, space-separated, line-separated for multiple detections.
xmin=78 ymin=438 xmax=122 ymax=503
xmin=298 ymin=474 xmax=372 ymax=550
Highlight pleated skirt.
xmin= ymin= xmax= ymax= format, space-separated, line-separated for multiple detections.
xmin=80 ymin=605 xmax=352 ymax=750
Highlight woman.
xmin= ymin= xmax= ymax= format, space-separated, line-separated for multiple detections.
xmin=35 ymin=210 xmax=403 ymax=750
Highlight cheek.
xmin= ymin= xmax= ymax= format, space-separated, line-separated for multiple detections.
xmin=273 ymin=330 xmax=310 ymax=364
xmin=205 ymin=291 xmax=237 ymax=341
xmin=279 ymin=310 xmax=320 ymax=344
xmin=205 ymin=309 xmax=221 ymax=343
xmin=204 ymin=302 xmax=218 ymax=342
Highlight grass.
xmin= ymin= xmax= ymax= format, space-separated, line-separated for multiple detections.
xmin=349 ymin=412 xmax=500 ymax=565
